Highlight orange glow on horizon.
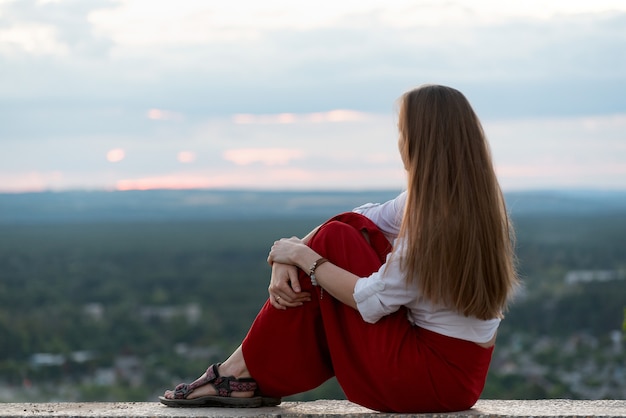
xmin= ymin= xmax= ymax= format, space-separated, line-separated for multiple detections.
xmin=116 ymin=176 xmax=219 ymax=191
xmin=0 ymin=170 xmax=64 ymax=193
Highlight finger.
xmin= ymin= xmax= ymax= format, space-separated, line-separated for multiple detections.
xmin=277 ymin=295 xmax=307 ymax=308
xmin=288 ymin=266 xmax=302 ymax=293
xmin=289 ymin=292 xmax=312 ymax=304
xmin=295 ymin=291 xmax=312 ymax=300
xmin=271 ymin=295 xmax=286 ymax=310
xmin=274 ymin=286 xmax=309 ymax=304
xmin=276 ymin=286 xmax=301 ymax=304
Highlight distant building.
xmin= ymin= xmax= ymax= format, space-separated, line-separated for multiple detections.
xmin=139 ymin=303 xmax=201 ymax=324
xmin=114 ymin=355 xmax=143 ymax=387
xmin=564 ymin=269 xmax=626 ymax=285
xmin=83 ymin=303 xmax=104 ymax=321
xmin=30 ymin=353 xmax=65 ymax=367
xmin=29 ymin=351 xmax=97 ymax=368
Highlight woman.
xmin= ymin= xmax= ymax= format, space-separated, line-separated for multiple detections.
xmin=160 ymin=84 xmax=519 ymax=413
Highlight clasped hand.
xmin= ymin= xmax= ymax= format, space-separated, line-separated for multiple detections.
xmin=267 ymin=237 xmax=312 ymax=310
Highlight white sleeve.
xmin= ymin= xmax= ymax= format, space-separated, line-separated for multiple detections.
xmin=352 ymin=242 xmax=416 ymax=324
xmin=352 ymin=191 xmax=406 ymax=241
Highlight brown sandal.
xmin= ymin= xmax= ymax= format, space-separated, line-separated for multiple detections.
xmin=159 ymin=363 xmax=264 ymax=408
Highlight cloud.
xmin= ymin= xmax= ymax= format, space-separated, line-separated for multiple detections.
xmin=0 ymin=22 xmax=69 ymax=55
xmin=106 ymin=148 xmax=125 ymax=163
xmin=0 ymin=110 xmax=402 ymax=191
xmin=1 ymin=1 xmax=625 ymax=120
xmin=0 ymin=0 xmax=116 ymax=57
xmin=232 ymin=110 xmax=369 ymax=124
xmin=486 ymin=113 xmax=626 ymax=190
xmin=2 ymin=108 xmax=623 ymax=192
xmin=177 ymin=151 xmax=196 ymax=163
xmin=147 ymin=109 xmax=184 ymax=121
xmin=84 ymin=1 xmax=626 ymax=47
xmin=1 ymin=1 xmax=625 ymax=191
xmin=222 ymin=148 xmax=304 ymax=166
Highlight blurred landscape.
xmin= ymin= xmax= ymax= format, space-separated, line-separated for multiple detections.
xmin=0 ymin=189 xmax=625 ymax=402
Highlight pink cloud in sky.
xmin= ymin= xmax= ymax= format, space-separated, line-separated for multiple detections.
xmin=146 ymin=109 xmax=184 ymax=121
xmin=177 ymin=151 xmax=196 ymax=163
xmin=232 ymin=110 xmax=369 ymax=125
xmin=222 ymin=148 xmax=304 ymax=166
xmin=106 ymin=148 xmax=125 ymax=163
xmin=1 ymin=112 xmax=624 ymax=193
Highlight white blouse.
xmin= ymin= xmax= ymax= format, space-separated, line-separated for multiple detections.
xmin=352 ymin=192 xmax=500 ymax=344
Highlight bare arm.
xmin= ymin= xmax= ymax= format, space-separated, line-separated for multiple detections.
xmin=301 ymin=225 xmax=320 ymax=245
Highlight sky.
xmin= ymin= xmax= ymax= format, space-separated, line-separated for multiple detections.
xmin=1 ymin=0 xmax=625 ymax=193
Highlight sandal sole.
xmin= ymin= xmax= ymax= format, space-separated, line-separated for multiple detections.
xmin=159 ymin=395 xmax=263 ymax=408
xmin=262 ymin=397 xmax=282 ymax=406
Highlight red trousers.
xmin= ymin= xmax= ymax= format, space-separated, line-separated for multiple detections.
xmin=242 ymin=213 xmax=494 ymax=413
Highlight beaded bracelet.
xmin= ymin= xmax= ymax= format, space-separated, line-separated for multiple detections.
xmin=308 ymin=257 xmax=329 ymax=286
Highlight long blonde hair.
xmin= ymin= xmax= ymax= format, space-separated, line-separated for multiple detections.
xmin=397 ymin=84 xmax=518 ymax=320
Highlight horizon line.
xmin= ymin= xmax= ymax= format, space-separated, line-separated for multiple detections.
xmin=2 ymin=186 xmax=626 ymax=196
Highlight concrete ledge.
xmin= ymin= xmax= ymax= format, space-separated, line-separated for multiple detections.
xmin=1 ymin=400 xmax=625 ymax=418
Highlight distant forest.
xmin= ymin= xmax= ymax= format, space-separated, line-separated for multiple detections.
xmin=0 ymin=190 xmax=624 ymax=402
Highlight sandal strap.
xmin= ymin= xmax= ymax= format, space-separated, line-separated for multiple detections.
xmin=173 ymin=363 xmax=258 ymax=399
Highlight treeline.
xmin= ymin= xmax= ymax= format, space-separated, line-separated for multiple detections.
xmin=503 ymin=213 xmax=626 ymax=337
xmin=0 ymin=219 xmax=319 ymax=356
